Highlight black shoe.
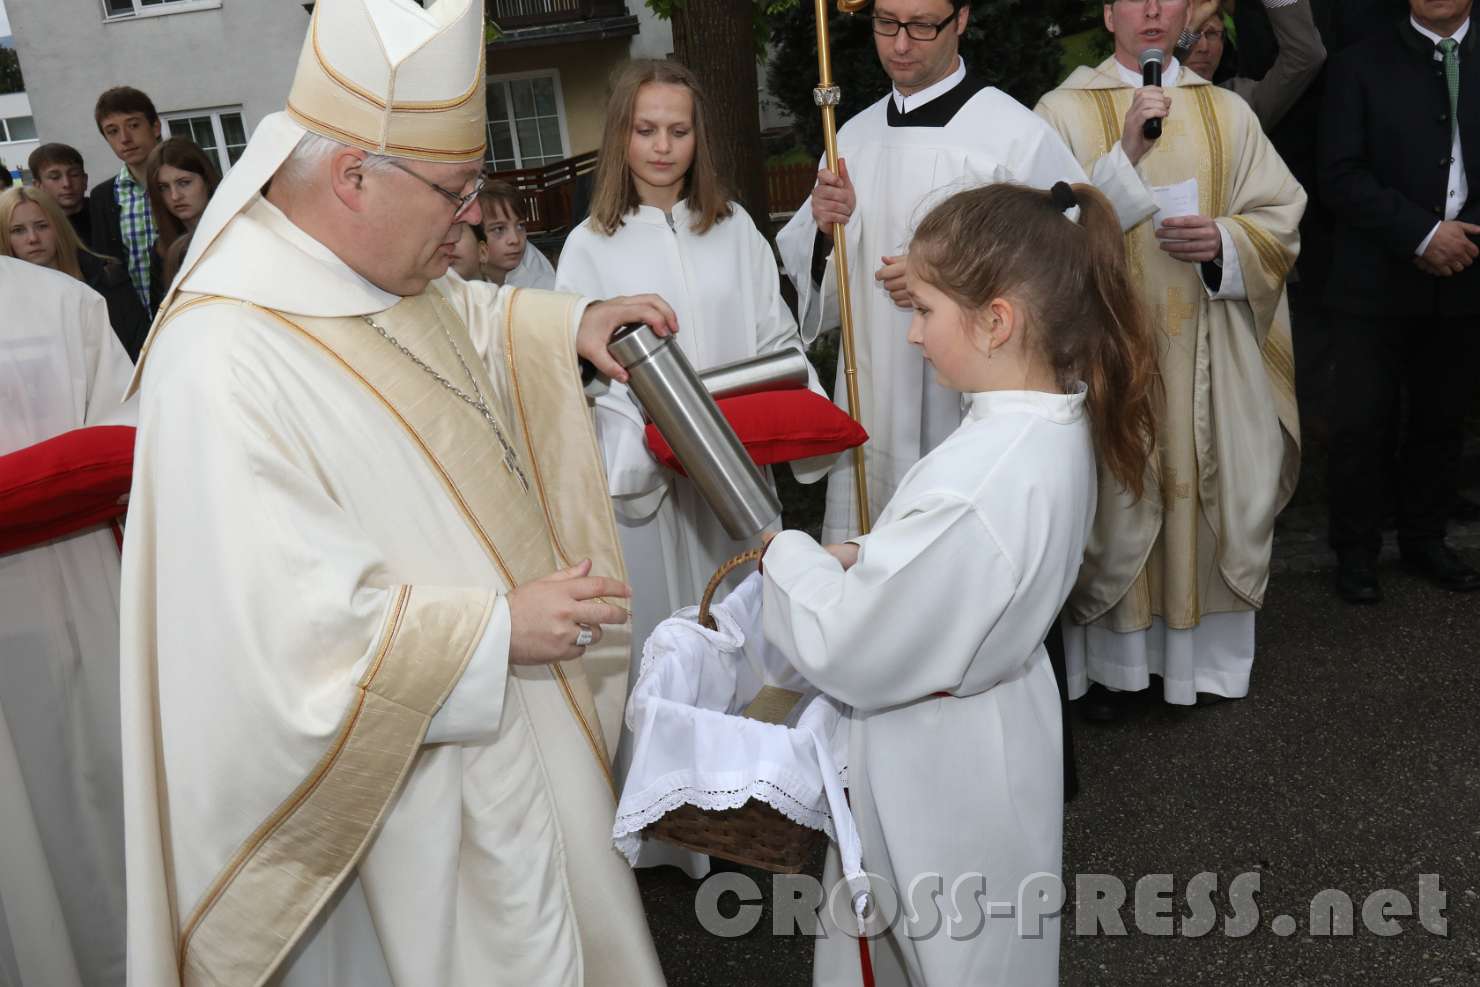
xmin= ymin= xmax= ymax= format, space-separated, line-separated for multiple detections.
xmin=1078 ymin=683 xmax=1124 ymax=723
xmin=1335 ymin=556 xmax=1381 ymax=604
xmin=1402 ymin=542 xmax=1480 ymax=592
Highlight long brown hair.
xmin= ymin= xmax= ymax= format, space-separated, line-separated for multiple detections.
xmin=910 ymin=182 xmax=1162 ymax=499
xmin=145 ymin=137 xmax=221 ymax=255
xmin=0 ymin=186 xmax=88 ymax=280
xmin=589 ymin=59 xmax=732 ymax=236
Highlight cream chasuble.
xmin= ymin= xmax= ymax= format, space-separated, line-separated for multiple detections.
xmin=1036 ymin=60 xmax=1303 ymax=703
xmin=119 ymin=198 xmax=663 ymax=986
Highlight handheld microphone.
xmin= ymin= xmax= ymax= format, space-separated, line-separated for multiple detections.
xmin=1139 ymin=48 xmax=1165 ymax=141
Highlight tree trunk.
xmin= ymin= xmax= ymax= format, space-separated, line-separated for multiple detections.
xmin=669 ymin=1 xmax=770 ymax=230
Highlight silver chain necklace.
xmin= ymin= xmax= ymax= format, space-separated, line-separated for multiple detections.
xmin=363 ymin=314 xmax=531 ymax=492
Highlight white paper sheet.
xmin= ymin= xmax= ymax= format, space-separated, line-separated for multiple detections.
xmin=1151 ymin=178 xmax=1201 ymax=230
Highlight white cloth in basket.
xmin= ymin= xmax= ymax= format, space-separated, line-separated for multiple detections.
xmin=613 ymin=573 xmax=865 ymax=899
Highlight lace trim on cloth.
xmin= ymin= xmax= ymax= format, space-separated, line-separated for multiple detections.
xmin=613 ymin=573 xmax=859 ymax=874
xmin=613 ymin=777 xmax=836 ymax=865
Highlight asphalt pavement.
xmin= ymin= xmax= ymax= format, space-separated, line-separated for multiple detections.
xmin=636 ymin=442 xmax=1480 ymax=986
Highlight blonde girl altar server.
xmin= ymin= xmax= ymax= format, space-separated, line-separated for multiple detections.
xmin=555 ymin=60 xmax=832 ymax=790
xmin=761 ymin=182 xmax=1160 ymax=986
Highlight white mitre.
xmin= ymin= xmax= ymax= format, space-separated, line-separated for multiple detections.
xmin=134 ymin=0 xmax=487 ymax=375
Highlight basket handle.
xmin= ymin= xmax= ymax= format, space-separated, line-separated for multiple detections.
xmin=697 ymin=547 xmax=766 ymax=630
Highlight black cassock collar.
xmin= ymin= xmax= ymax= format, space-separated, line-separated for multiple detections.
xmin=886 ymin=74 xmax=991 ymax=128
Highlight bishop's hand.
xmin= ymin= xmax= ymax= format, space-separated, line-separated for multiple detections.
xmin=508 ymin=559 xmax=631 ymax=665
xmin=577 ymin=294 xmax=679 ymax=383
xmin=811 ymin=158 xmax=856 ymax=236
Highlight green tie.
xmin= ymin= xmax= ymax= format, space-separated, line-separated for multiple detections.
xmin=1440 ymin=37 xmax=1460 ymax=140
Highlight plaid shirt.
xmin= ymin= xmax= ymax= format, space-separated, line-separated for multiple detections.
xmin=114 ymin=164 xmax=157 ymax=311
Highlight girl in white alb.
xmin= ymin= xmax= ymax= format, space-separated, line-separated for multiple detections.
xmin=761 ymin=182 xmax=1162 ymax=986
xmin=556 ymin=60 xmax=830 ymax=802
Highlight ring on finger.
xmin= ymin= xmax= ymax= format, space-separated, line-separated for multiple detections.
xmin=574 ymin=624 xmax=594 ymax=648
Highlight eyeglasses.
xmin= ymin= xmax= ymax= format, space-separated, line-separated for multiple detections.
xmin=871 ymin=13 xmax=958 ymax=42
xmin=386 ymin=160 xmax=485 ymax=219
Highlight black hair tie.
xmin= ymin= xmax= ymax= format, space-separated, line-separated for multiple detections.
xmin=1050 ymin=181 xmax=1079 ymax=213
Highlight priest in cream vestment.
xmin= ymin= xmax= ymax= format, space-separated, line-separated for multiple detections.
xmin=119 ymin=2 xmax=668 ymax=984
xmin=1036 ymin=1 xmax=1303 ymax=706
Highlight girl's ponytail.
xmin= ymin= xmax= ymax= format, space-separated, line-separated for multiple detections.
xmin=911 ymin=181 xmax=1162 ymax=500
xmin=1072 ymin=183 xmax=1161 ymax=500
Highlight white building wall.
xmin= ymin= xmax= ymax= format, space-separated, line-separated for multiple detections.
xmin=0 ymin=90 xmax=38 ymax=180
xmin=5 ymin=0 xmax=305 ymax=185
xmin=627 ymin=2 xmax=672 ymax=60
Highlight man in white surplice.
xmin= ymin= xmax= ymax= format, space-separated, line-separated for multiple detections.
xmin=0 ymin=257 xmax=134 ymax=987
xmin=776 ymin=0 xmax=1152 ymax=540
xmin=119 ymin=2 xmax=673 ymax=985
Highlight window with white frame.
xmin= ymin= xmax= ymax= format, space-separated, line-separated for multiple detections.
xmin=0 ymin=116 xmax=37 ymax=144
xmin=102 ymin=0 xmax=221 ymax=19
xmin=163 ymin=108 xmax=248 ymax=174
xmin=485 ymin=72 xmax=570 ymax=172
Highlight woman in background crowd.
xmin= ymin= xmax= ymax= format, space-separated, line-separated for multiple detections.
xmin=144 ymin=137 xmax=219 ymax=307
xmin=0 ymin=186 xmax=149 ymax=361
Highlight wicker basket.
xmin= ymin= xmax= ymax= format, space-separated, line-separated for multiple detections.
xmin=641 ymin=548 xmax=829 ymax=874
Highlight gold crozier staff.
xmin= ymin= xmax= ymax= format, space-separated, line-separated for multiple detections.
xmin=812 ymin=0 xmax=873 ymax=532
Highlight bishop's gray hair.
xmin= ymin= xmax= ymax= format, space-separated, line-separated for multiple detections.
xmin=275 ymin=131 xmax=399 ymax=190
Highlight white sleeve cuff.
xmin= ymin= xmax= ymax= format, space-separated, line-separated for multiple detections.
xmin=425 ymin=595 xmax=511 ymax=744
xmin=1091 ymin=143 xmax=1159 ymax=231
xmin=569 ymin=296 xmax=593 ymax=342
xmin=593 ymin=381 xmax=670 ymax=518
xmin=763 ymin=529 xmax=843 ymax=590
xmin=1416 ymin=222 xmax=1443 ymax=258
xmin=1206 ymin=222 xmax=1249 ymax=301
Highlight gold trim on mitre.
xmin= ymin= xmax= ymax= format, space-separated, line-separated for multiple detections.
xmin=286 ymin=0 xmax=487 ymax=163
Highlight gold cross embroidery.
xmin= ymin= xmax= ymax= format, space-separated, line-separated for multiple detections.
xmin=1165 ymin=286 xmax=1197 ymax=337
xmin=1162 ymin=464 xmax=1192 ymax=504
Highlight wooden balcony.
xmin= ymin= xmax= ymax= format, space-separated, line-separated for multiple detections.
xmin=494 ymin=151 xmax=818 ymax=248
xmin=766 ymin=162 xmax=816 ymax=219
xmin=487 ymin=0 xmax=630 ymax=29
xmin=488 ymin=150 xmax=599 ymax=242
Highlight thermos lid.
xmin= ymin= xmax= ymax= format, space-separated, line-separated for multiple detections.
xmin=607 ymin=322 xmax=668 ymax=370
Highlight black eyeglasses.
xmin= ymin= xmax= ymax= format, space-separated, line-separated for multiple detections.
xmin=871 ymin=13 xmax=958 ymax=41
xmin=386 ymin=160 xmax=485 ymax=219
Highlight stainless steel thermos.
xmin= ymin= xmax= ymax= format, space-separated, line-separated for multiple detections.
xmin=698 ymin=349 xmax=810 ymax=402
xmin=607 ymin=323 xmax=781 ymax=539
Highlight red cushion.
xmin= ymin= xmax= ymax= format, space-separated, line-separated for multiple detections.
xmin=0 ymin=425 xmax=135 ymax=554
xmin=645 ymin=389 xmax=867 ymax=476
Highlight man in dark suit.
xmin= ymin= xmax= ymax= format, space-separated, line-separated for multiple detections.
xmin=1321 ymin=0 xmax=1480 ymax=602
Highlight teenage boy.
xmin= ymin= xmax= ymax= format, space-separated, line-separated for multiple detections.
xmin=30 ymin=143 xmax=93 ymax=245
xmin=88 ymin=86 xmax=161 ymax=311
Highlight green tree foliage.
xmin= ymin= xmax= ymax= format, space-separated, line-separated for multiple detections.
xmin=0 ymin=47 xmax=24 ymax=96
xmin=768 ymin=0 xmax=1094 ymax=157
